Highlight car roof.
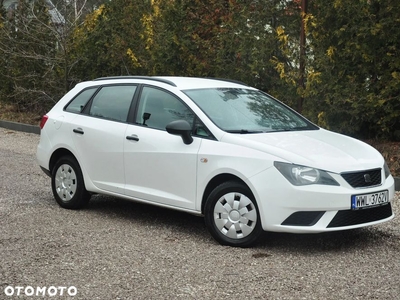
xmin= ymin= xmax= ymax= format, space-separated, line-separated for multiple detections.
xmin=91 ymin=76 xmax=253 ymax=90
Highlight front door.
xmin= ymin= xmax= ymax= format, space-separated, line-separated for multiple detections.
xmin=123 ymin=86 xmax=200 ymax=209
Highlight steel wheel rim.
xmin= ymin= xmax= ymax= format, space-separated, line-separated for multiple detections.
xmin=213 ymin=192 xmax=257 ymax=239
xmin=55 ymin=164 xmax=77 ymax=201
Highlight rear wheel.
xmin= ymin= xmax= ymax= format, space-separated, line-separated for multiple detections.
xmin=51 ymin=156 xmax=90 ymax=209
xmin=204 ymin=181 xmax=262 ymax=247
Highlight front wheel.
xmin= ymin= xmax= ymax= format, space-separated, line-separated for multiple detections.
xmin=204 ymin=181 xmax=262 ymax=247
xmin=51 ymin=156 xmax=90 ymax=209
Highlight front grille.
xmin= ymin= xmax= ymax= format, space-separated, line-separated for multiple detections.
xmin=327 ymin=203 xmax=392 ymax=228
xmin=341 ymin=168 xmax=381 ymax=188
xmin=282 ymin=211 xmax=325 ymax=226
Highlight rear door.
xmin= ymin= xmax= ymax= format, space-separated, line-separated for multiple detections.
xmin=69 ymin=84 xmax=137 ymax=194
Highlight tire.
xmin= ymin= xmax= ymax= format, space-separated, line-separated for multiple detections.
xmin=51 ymin=156 xmax=90 ymax=209
xmin=204 ymin=181 xmax=262 ymax=247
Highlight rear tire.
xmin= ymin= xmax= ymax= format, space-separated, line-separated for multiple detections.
xmin=51 ymin=156 xmax=90 ymax=209
xmin=204 ymin=181 xmax=262 ymax=247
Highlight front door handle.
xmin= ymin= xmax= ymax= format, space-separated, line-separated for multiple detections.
xmin=126 ymin=134 xmax=139 ymax=141
xmin=73 ymin=128 xmax=84 ymax=135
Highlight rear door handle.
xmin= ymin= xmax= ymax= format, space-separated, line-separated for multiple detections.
xmin=73 ymin=128 xmax=84 ymax=135
xmin=126 ymin=134 xmax=139 ymax=141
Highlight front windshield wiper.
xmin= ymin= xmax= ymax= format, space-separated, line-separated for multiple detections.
xmin=271 ymin=126 xmax=318 ymax=132
xmin=225 ymin=129 xmax=264 ymax=134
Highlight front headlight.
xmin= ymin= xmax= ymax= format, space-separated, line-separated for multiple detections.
xmin=274 ymin=162 xmax=339 ymax=186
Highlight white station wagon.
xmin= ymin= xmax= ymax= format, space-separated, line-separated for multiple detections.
xmin=37 ymin=76 xmax=395 ymax=247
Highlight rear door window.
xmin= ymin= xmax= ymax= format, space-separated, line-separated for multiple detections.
xmin=88 ymin=85 xmax=137 ymax=122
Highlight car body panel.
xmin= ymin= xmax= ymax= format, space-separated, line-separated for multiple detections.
xmin=221 ymin=128 xmax=384 ymax=173
xmin=36 ymin=76 xmax=395 ymax=238
xmin=124 ymin=125 xmax=201 ymax=209
xmin=69 ymin=114 xmax=128 ymax=194
xmin=248 ymin=165 xmax=395 ymax=232
xmin=195 ymin=138 xmax=275 ymax=211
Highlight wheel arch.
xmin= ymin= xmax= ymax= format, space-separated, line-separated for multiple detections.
xmin=50 ymin=149 xmax=91 ymax=209
xmin=49 ymin=148 xmax=77 ymax=174
xmin=201 ymin=173 xmax=255 ymax=214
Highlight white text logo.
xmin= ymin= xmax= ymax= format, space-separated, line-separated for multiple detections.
xmin=4 ymin=286 xmax=77 ymax=297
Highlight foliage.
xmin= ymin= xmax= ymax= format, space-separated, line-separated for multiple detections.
xmin=154 ymin=0 xmax=298 ymax=99
xmin=0 ymin=0 xmax=102 ymax=113
xmin=70 ymin=0 xmax=153 ymax=80
xmin=0 ymin=0 xmax=399 ymax=141
xmin=0 ymin=5 xmax=13 ymax=102
xmin=0 ymin=0 xmax=58 ymax=113
xmin=305 ymin=0 xmax=400 ymax=140
xmin=70 ymin=0 xmax=298 ymax=100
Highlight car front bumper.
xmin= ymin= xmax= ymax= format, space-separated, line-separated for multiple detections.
xmin=249 ymin=167 xmax=395 ymax=233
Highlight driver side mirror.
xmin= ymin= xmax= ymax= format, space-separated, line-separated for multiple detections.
xmin=166 ymin=120 xmax=193 ymax=145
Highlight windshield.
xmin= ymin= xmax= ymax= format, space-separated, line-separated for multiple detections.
xmin=183 ymin=88 xmax=318 ymax=133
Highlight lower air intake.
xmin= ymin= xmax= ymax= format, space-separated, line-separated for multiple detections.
xmin=282 ymin=211 xmax=325 ymax=226
xmin=327 ymin=204 xmax=392 ymax=228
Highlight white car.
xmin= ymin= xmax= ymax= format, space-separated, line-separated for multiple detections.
xmin=37 ymin=76 xmax=395 ymax=247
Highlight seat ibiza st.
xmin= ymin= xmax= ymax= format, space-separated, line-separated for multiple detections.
xmin=37 ymin=76 xmax=395 ymax=247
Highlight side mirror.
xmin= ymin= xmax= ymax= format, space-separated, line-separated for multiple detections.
xmin=166 ymin=120 xmax=193 ymax=145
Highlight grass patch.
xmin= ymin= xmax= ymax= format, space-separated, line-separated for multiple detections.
xmin=0 ymin=102 xmax=42 ymax=126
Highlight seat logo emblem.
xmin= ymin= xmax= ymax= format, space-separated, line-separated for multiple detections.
xmin=364 ymin=174 xmax=372 ymax=183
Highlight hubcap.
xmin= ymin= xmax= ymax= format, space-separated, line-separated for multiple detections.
xmin=55 ymin=164 xmax=77 ymax=201
xmin=213 ymin=192 xmax=257 ymax=239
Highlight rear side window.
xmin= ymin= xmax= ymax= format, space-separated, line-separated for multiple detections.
xmin=89 ymin=85 xmax=137 ymax=122
xmin=65 ymin=88 xmax=97 ymax=113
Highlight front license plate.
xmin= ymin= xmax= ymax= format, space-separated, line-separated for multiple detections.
xmin=351 ymin=190 xmax=389 ymax=210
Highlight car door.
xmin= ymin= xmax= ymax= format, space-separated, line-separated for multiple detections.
xmin=69 ymin=84 xmax=137 ymax=194
xmin=124 ymin=86 xmax=201 ymax=210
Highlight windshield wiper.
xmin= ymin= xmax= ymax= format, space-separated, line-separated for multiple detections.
xmin=226 ymin=129 xmax=264 ymax=134
xmin=271 ymin=126 xmax=317 ymax=132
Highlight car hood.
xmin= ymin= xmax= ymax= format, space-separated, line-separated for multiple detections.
xmin=220 ymin=128 xmax=383 ymax=173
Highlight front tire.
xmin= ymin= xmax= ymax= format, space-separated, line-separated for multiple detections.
xmin=51 ymin=156 xmax=90 ymax=209
xmin=204 ymin=181 xmax=262 ymax=247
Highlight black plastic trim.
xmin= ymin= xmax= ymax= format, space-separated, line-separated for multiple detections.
xmin=93 ymin=76 xmax=177 ymax=87
xmin=327 ymin=203 xmax=392 ymax=228
xmin=204 ymin=77 xmax=248 ymax=86
xmin=40 ymin=166 xmax=51 ymax=177
xmin=281 ymin=211 xmax=325 ymax=226
xmin=341 ymin=168 xmax=382 ymax=188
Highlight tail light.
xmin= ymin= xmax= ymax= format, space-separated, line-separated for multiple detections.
xmin=39 ymin=115 xmax=49 ymax=129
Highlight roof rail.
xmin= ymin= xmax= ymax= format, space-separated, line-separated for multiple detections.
xmin=205 ymin=77 xmax=248 ymax=86
xmin=93 ymin=76 xmax=177 ymax=87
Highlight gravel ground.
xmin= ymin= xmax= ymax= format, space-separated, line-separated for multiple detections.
xmin=0 ymin=128 xmax=399 ymax=300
